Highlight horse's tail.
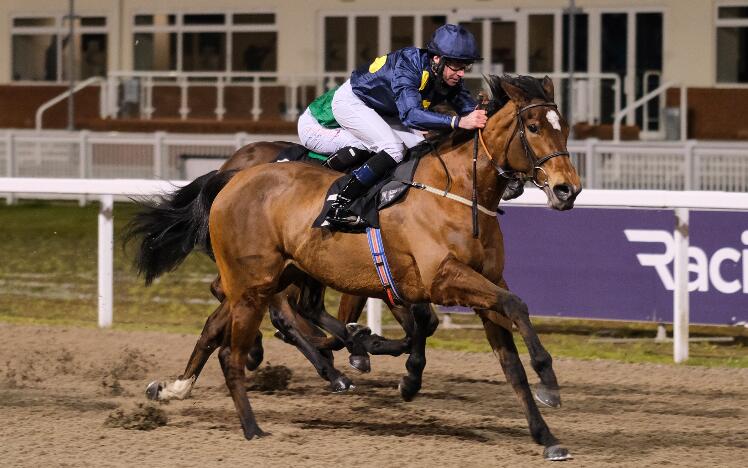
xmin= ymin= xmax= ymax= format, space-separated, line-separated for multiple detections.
xmin=124 ymin=169 xmax=238 ymax=285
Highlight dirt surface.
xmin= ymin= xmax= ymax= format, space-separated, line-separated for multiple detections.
xmin=0 ymin=323 xmax=746 ymax=467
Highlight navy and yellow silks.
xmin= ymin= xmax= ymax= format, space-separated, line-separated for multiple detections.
xmin=349 ymin=47 xmax=476 ymax=130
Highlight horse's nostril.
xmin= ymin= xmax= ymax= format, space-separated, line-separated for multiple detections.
xmin=553 ymin=184 xmax=572 ymax=201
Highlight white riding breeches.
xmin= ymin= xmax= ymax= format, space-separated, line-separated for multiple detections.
xmin=298 ymin=80 xmax=424 ymax=162
xmin=297 ymin=109 xmax=365 ymax=155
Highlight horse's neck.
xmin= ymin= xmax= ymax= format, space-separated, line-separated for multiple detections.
xmin=414 ymin=104 xmax=516 ymax=210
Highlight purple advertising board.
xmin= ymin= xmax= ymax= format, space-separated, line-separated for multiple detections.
xmin=500 ymin=207 xmax=748 ymax=325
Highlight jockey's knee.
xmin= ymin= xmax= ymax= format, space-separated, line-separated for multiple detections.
xmin=377 ymin=144 xmax=405 ymax=163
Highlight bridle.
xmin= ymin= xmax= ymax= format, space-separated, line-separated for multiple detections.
xmin=478 ymin=102 xmax=570 ymax=189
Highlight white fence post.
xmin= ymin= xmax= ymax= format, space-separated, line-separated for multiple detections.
xmin=680 ymin=85 xmax=688 ymax=141
xmin=4 ymin=132 xmax=15 ymax=204
xmin=251 ymin=76 xmax=262 ymax=121
xmin=78 ymin=130 xmax=90 ymax=206
xmin=585 ymin=138 xmax=597 ymax=189
xmin=179 ymin=77 xmax=190 ymax=120
xmin=684 ymin=139 xmax=696 ymax=190
xmin=154 ymin=131 xmax=166 ymax=179
xmin=98 ymin=194 xmax=114 ymax=328
xmin=673 ymin=208 xmax=690 ymax=363
xmin=366 ymin=298 xmax=382 ymax=335
xmin=234 ymin=131 xmax=248 ymax=150
xmin=215 ymin=76 xmax=226 ymax=121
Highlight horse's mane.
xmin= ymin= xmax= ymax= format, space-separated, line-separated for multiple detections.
xmin=408 ymin=74 xmax=551 ymax=160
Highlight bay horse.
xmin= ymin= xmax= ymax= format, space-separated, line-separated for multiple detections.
xmin=133 ymin=126 xmax=526 ymax=394
xmin=138 ymin=74 xmax=580 ymax=460
xmin=130 ymin=110 xmax=544 ymax=403
xmin=128 ymin=144 xmax=445 ymax=396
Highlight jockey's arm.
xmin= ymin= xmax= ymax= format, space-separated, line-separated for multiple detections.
xmin=391 ymin=56 xmax=457 ymax=131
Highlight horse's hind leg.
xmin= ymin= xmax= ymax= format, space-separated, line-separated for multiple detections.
xmin=221 ymin=295 xmax=269 ymax=440
xmin=145 ymin=285 xmax=264 ymax=401
xmin=478 ymin=312 xmax=571 ymax=461
xmin=269 ymin=294 xmax=353 ymax=393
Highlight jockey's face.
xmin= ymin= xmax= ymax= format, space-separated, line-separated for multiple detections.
xmin=434 ymin=56 xmax=472 ymax=87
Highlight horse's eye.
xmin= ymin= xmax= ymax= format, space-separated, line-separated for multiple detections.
xmin=528 ymin=123 xmax=539 ymax=134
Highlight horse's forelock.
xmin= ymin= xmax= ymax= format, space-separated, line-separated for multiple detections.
xmin=484 ymin=74 xmax=551 ymax=113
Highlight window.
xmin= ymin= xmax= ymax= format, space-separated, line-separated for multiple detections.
xmin=132 ymin=12 xmax=277 ymax=73
xmin=11 ymin=15 xmax=108 ymax=82
xmin=491 ymin=21 xmax=516 ymax=73
xmin=390 ymin=17 xmax=414 ymax=51
xmin=716 ymin=4 xmax=748 ymax=83
xmin=324 ymin=17 xmax=347 ymax=72
xmin=529 ymin=15 xmax=554 ymax=73
xmin=355 ymin=17 xmax=379 ymax=68
xmin=323 ymin=13 xmax=447 ymax=72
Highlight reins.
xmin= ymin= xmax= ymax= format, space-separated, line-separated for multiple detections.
xmin=405 ymin=99 xmax=572 ymax=231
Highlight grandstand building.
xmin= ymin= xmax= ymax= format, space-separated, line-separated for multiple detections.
xmin=0 ymin=0 xmax=746 ymax=139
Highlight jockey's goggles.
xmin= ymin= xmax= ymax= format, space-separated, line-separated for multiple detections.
xmin=445 ymin=61 xmax=473 ymax=73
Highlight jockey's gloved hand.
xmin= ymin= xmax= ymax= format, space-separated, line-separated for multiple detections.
xmin=459 ymin=109 xmax=487 ymax=130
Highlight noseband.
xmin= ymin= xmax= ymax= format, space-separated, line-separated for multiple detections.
xmin=478 ymin=102 xmax=570 ymax=188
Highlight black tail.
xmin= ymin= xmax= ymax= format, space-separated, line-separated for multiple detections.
xmin=123 ymin=170 xmax=238 ymax=285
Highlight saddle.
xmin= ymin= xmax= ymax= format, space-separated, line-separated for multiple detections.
xmin=312 ymin=153 xmax=420 ymax=233
xmin=273 ymin=142 xmax=421 ymax=233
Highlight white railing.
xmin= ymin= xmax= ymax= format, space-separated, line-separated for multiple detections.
xmin=105 ymin=71 xmax=623 ymax=127
xmin=35 ymin=76 xmax=109 ymax=131
xmin=1 ymin=177 xmax=746 ymax=363
xmin=614 ymin=83 xmax=687 ymax=142
xmin=0 ymin=178 xmax=188 ymax=328
xmin=641 ymin=70 xmax=664 ymax=139
xmin=2 ymin=130 xmax=747 ymax=202
xmin=106 ymin=71 xmax=349 ymax=122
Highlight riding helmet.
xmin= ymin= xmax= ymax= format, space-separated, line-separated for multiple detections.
xmin=426 ymin=24 xmax=482 ymax=61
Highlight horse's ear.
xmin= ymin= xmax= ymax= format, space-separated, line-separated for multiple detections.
xmin=500 ymin=79 xmax=528 ymax=106
xmin=542 ymin=75 xmax=555 ymax=101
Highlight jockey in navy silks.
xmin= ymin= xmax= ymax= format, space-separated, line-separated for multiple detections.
xmin=298 ymin=23 xmax=488 ymax=229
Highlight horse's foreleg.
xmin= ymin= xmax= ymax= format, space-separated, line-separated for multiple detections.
xmin=397 ymin=303 xmax=432 ymax=401
xmin=429 ymin=254 xmax=568 ymax=460
xmin=478 ymin=313 xmax=570 ymax=461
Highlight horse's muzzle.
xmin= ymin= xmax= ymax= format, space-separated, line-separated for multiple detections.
xmin=550 ymin=183 xmax=581 ymax=210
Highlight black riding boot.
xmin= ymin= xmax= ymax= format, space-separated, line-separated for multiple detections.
xmin=325 ymin=150 xmax=398 ymax=228
xmin=323 ymin=146 xmax=373 ymax=172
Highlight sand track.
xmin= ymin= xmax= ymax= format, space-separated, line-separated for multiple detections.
xmin=0 ymin=323 xmax=746 ymax=467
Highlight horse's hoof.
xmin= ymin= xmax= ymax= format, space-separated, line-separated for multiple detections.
xmin=330 ymin=375 xmax=354 ymax=393
xmin=345 ymin=323 xmax=371 ymax=337
xmin=398 ymin=377 xmax=420 ymax=402
xmin=349 ymin=354 xmax=371 ymax=373
xmin=543 ymin=445 xmax=572 ymax=461
xmin=244 ymin=427 xmax=270 ymax=440
xmin=534 ymin=384 xmax=562 ymax=408
xmin=145 ymin=381 xmax=163 ymax=400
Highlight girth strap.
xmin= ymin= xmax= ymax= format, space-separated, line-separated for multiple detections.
xmin=366 ymin=227 xmax=403 ymax=306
